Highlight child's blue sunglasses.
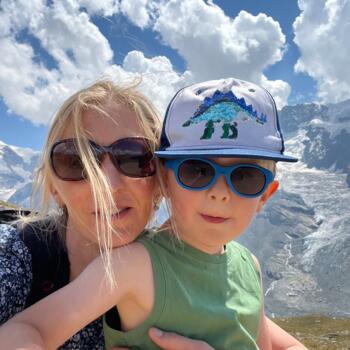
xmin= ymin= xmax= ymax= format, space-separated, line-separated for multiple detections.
xmin=165 ymin=158 xmax=274 ymax=198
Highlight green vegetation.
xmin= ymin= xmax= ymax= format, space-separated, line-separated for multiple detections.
xmin=274 ymin=316 xmax=350 ymax=349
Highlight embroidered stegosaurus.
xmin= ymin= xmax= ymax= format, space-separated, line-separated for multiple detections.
xmin=182 ymin=90 xmax=267 ymax=139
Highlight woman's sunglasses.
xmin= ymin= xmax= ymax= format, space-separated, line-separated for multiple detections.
xmin=50 ymin=137 xmax=156 ymax=181
xmin=165 ymin=158 xmax=274 ymax=198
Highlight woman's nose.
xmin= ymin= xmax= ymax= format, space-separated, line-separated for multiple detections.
xmin=100 ymin=154 xmax=123 ymax=190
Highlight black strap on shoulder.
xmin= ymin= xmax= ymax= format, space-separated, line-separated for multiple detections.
xmin=18 ymin=220 xmax=70 ymax=308
xmin=1 ymin=209 xmax=70 ymax=306
xmin=1 ymin=208 xmax=122 ymax=328
xmin=0 ymin=208 xmax=31 ymax=223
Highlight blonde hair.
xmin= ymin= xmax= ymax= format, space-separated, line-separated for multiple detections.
xmin=22 ymin=78 xmax=161 ymax=284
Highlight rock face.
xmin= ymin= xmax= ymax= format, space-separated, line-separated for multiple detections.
xmin=303 ymin=126 xmax=350 ymax=187
xmin=279 ymin=100 xmax=350 ymax=187
xmin=239 ymin=189 xmax=350 ymax=317
xmin=0 ymin=97 xmax=349 ymax=317
xmin=238 ymin=99 xmax=350 ymax=317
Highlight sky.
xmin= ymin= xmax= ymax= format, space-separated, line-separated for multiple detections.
xmin=1 ymin=0 xmax=350 ymax=150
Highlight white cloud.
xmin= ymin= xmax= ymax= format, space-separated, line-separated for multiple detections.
xmin=0 ymin=0 xmax=118 ymax=124
xmin=122 ymin=50 xmax=192 ymax=114
xmin=0 ymin=0 xmax=46 ymax=36
xmin=77 ymin=0 xmax=119 ymax=16
xmin=260 ymin=76 xmax=291 ymax=110
xmin=34 ymin=1 xmax=114 ymax=75
xmin=0 ymin=0 xmax=291 ymax=126
xmin=0 ymin=37 xmax=60 ymax=124
xmin=294 ymin=0 xmax=350 ymax=103
xmin=152 ymin=0 xmax=289 ymax=107
xmin=119 ymin=0 xmax=153 ymax=28
xmin=0 ymin=0 xmax=191 ymax=124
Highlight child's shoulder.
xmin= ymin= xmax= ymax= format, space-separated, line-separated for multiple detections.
xmin=227 ymin=241 xmax=260 ymax=273
xmin=227 ymin=240 xmax=253 ymax=258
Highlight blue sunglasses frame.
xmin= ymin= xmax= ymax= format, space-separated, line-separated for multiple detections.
xmin=165 ymin=157 xmax=274 ymax=198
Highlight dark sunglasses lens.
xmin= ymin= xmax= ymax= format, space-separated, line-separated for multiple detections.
xmin=231 ymin=167 xmax=266 ymax=195
xmin=112 ymin=139 xmax=155 ymax=177
xmin=178 ymin=160 xmax=215 ymax=188
xmin=51 ymin=141 xmax=85 ymax=180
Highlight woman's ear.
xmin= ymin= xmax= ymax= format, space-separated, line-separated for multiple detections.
xmin=152 ymin=185 xmax=163 ymax=211
xmin=256 ymin=180 xmax=279 ymax=213
xmin=158 ymin=161 xmax=170 ymax=198
xmin=50 ymin=182 xmax=64 ymax=207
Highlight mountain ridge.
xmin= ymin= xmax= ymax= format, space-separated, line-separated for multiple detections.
xmin=1 ymin=97 xmax=349 ymax=317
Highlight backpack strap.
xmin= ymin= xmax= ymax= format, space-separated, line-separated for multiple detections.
xmin=0 ymin=208 xmax=32 ymax=223
xmin=18 ymin=220 xmax=70 ymax=308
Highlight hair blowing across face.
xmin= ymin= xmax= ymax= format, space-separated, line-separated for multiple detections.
xmin=22 ymin=78 xmax=161 ymax=284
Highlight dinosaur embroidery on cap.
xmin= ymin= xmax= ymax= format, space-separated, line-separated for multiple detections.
xmin=182 ymin=90 xmax=267 ymax=140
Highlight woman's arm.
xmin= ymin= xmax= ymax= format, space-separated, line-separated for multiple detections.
xmin=110 ymin=329 xmax=216 ymax=350
xmin=151 ymin=323 xmax=307 ymax=350
xmin=257 ymin=306 xmax=272 ymax=349
xmin=0 ymin=242 xmax=151 ymax=350
xmin=267 ymin=317 xmax=308 ymax=350
xmin=147 ymin=328 xmax=214 ymax=350
xmin=252 ymin=255 xmax=272 ymax=350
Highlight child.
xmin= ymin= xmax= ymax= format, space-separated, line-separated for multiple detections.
xmin=0 ymin=78 xmax=305 ymax=350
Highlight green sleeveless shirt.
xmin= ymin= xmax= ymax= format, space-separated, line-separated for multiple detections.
xmin=104 ymin=231 xmax=262 ymax=350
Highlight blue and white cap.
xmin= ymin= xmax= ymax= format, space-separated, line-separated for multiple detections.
xmin=156 ymin=77 xmax=297 ymax=162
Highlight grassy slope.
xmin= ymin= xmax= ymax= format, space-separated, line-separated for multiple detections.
xmin=275 ymin=316 xmax=350 ymax=349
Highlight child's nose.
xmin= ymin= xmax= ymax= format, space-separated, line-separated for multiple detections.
xmin=208 ymin=174 xmax=231 ymax=202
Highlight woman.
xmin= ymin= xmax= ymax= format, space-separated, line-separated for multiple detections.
xmin=0 ymin=79 xmax=305 ymax=350
xmin=0 ymin=79 xmax=189 ymax=349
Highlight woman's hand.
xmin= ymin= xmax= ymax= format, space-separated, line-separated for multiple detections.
xmin=148 ymin=328 xmax=214 ymax=350
xmin=109 ymin=327 xmax=215 ymax=350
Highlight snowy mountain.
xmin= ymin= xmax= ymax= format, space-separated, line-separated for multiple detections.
xmin=0 ymin=140 xmax=40 ymax=207
xmin=239 ymin=99 xmax=350 ymax=317
xmin=279 ymin=100 xmax=350 ymax=186
xmin=0 ymin=98 xmax=349 ymax=317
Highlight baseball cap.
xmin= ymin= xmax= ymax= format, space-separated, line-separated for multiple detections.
xmin=156 ymin=77 xmax=297 ymax=162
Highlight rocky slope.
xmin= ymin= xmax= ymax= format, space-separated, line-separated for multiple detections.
xmin=1 ymin=98 xmax=349 ymax=317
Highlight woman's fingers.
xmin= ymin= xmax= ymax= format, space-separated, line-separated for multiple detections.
xmin=148 ymin=328 xmax=214 ymax=350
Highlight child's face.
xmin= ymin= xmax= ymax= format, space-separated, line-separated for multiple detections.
xmin=164 ymin=157 xmax=278 ymax=255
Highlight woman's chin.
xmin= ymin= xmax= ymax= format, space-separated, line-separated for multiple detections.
xmin=111 ymin=231 xmax=140 ymax=248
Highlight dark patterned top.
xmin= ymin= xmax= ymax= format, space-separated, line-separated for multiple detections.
xmin=0 ymin=224 xmax=104 ymax=349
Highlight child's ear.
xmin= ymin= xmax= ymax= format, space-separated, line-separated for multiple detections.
xmin=256 ymin=180 xmax=279 ymax=213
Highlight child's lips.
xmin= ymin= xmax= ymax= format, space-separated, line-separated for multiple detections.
xmin=200 ymin=213 xmax=228 ymax=224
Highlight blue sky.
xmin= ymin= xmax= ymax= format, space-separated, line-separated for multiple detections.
xmin=0 ymin=0 xmax=349 ymax=150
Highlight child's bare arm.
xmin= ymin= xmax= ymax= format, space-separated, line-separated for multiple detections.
xmin=0 ymin=242 xmax=151 ymax=350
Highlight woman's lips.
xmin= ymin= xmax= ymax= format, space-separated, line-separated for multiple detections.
xmin=112 ymin=207 xmax=131 ymax=219
xmin=200 ymin=214 xmax=228 ymax=224
xmin=94 ymin=207 xmax=131 ymax=220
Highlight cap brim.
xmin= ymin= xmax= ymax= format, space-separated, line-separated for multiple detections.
xmin=155 ymin=148 xmax=298 ymax=162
